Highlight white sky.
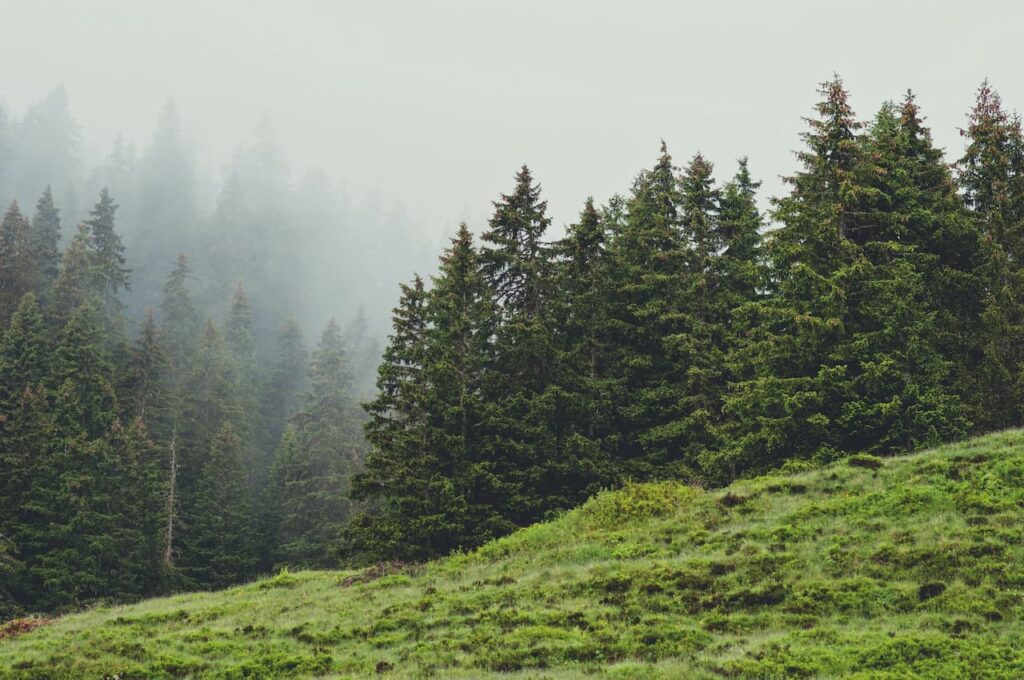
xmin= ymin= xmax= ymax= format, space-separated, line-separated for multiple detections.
xmin=3 ymin=0 xmax=1024 ymax=236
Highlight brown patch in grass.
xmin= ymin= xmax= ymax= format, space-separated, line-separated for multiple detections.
xmin=339 ymin=561 xmax=409 ymax=587
xmin=0 ymin=617 xmax=54 ymax=640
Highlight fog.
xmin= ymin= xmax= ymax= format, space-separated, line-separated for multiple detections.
xmin=2 ymin=0 xmax=1024 ymax=343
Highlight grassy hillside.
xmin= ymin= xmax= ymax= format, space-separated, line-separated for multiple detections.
xmin=4 ymin=431 xmax=1024 ymax=678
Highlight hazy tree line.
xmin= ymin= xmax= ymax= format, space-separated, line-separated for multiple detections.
xmin=3 ymin=76 xmax=1024 ymax=616
xmin=0 ymin=88 xmax=429 ymax=617
xmin=351 ymin=77 xmax=1024 ymax=560
xmin=0 ymin=181 xmax=375 ymax=617
xmin=0 ymin=87 xmax=438 ymax=350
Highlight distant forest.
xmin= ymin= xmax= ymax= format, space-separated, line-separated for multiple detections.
xmin=3 ymin=76 xmax=1024 ymax=618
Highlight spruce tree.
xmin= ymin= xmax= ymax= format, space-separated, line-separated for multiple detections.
xmin=262 ymin=316 xmax=307 ymax=451
xmin=604 ymin=142 xmax=690 ymax=477
xmin=223 ymin=283 xmax=267 ymax=484
xmin=180 ymin=422 xmax=256 ymax=588
xmin=550 ymin=200 xmax=620 ymax=491
xmin=84 ymin=189 xmax=130 ymax=326
xmin=349 ymin=278 xmax=440 ymax=560
xmin=0 ymin=295 xmax=54 ymax=607
xmin=53 ymin=224 xmax=101 ymax=321
xmin=0 ymin=202 xmax=33 ymax=326
xmin=28 ymin=186 xmax=62 ymax=299
xmin=720 ymin=76 xmax=866 ymax=478
xmin=956 ymin=81 xmax=1024 ymax=429
xmin=423 ymin=225 xmax=504 ymax=546
xmin=159 ymin=255 xmax=201 ymax=374
xmin=269 ymin=318 xmax=360 ymax=566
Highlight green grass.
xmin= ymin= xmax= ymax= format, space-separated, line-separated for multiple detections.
xmin=5 ymin=431 xmax=1024 ymax=678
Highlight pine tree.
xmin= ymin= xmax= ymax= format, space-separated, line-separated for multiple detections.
xmin=53 ymin=224 xmax=101 ymax=321
xmin=720 ymin=76 xmax=866 ymax=478
xmin=222 ymin=283 xmax=267 ymax=484
xmin=550 ymin=200 xmax=619 ymax=490
xmin=349 ymin=278 xmax=441 ymax=560
xmin=84 ymin=189 xmax=130 ymax=326
xmin=269 ymin=319 xmax=360 ymax=566
xmin=479 ymin=167 xmax=590 ymax=523
xmin=159 ymin=255 xmax=201 ymax=374
xmin=423 ymin=225 xmax=506 ymax=546
xmin=262 ymin=316 xmax=307 ymax=450
xmin=15 ymin=302 xmax=134 ymax=610
xmin=480 ymin=165 xmax=552 ymax=317
xmin=127 ymin=311 xmax=169 ymax=427
xmin=716 ymin=158 xmax=764 ymax=307
xmin=657 ymin=153 xmax=724 ymax=472
xmin=0 ymin=295 xmax=54 ymax=607
xmin=956 ymin=81 xmax=1024 ymax=429
xmin=28 ymin=186 xmax=61 ymax=299
xmin=177 ymin=321 xmax=243 ymax=496
xmin=604 ymin=142 xmax=690 ymax=477
xmin=0 ymin=202 xmax=33 ymax=326
xmin=180 ymin=422 xmax=256 ymax=588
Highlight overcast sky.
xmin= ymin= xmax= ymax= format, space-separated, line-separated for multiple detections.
xmin=3 ymin=0 xmax=1024 ymax=235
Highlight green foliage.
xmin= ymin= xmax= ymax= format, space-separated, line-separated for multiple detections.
xmin=6 ymin=432 xmax=1024 ymax=677
xmin=179 ymin=423 xmax=256 ymax=589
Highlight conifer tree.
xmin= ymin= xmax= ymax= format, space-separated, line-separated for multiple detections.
xmin=28 ymin=186 xmax=61 ymax=299
xmin=551 ymin=200 xmax=619 ymax=488
xmin=177 ymin=321 xmax=243 ymax=496
xmin=222 ymin=283 xmax=267 ymax=483
xmin=84 ymin=189 xmax=130 ymax=325
xmin=0 ymin=202 xmax=33 ymax=326
xmin=423 ymin=225 xmax=505 ymax=545
xmin=349 ymin=278 xmax=441 ymax=559
xmin=159 ymin=255 xmax=201 ymax=373
xmin=0 ymin=295 xmax=53 ymax=604
xmin=479 ymin=167 xmax=592 ymax=523
xmin=269 ymin=318 xmax=360 ymax=565
xmin=480 ymin=165 xmax=551 ymax=316
xmin=262 ymin=316 xmax=307 ymax=450
xmin=180 ymin=422 xmax=256 ymax=588
xmin=956 ymin=81 xmax=1024 ymax=429
xmin=604 ymin=143 xmax=690 ymax=477
xmin=127 ymin=311 xmax=168 ymax=425
xmin=720 ymin=76 xmax=866 ymax=478
xmin=716 ymin=158 xmax=764 ymax=306
xmin=53 ymin=224 xmax=101 ymax=320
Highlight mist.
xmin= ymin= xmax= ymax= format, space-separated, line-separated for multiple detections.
xmin=2 ymin=1 xmax=1023 ymax=346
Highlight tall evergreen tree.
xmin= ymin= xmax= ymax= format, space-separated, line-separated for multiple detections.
xmin=180 ymin=422 xmax=255 ymax=588
xmin=604 ymin=143 xmax=690 ymax=477
xmin=159 ymin=255 xmax=201 ymax=374
xmin=0 ymin=202 xmax=33 ymax=326
xmin=956 ymin=81 xmax=1024 ymax=429
xmin=52 ymin=224 xmax=101 ymax=321
xmin=262 ymin=316 xmax=307 ymax=451
xmin=269 ymin=318 xmax=360 ymax=566
xmin=349 ymin=278 xmax=439 ymax=560
xmin=28 ymin=187 xmax=61 ymax=300
xmin=84 ymin=189 xmax=130 ymax=324
xmin=720 ymin=76 xmax=866 ymax=478
xmin=551 ymin=200 xmax=618 ymax=483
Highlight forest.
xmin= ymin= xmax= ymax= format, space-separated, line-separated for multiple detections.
xmin=2 ymin=74 xmax=1024 ymax=621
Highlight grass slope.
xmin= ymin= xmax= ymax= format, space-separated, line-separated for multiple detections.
xmin=4 ymin=431 xmax=1024 ymax=678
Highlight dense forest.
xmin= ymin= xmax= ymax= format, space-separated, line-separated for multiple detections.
xmin=3 ymin=75 xmax=1024 ymax=619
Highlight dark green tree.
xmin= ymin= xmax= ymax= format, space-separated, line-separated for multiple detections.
xmin=28 ymin=186 xmax=62 ymax=300
xmin=180 ymin=422 xmax=256 ymax=588
xmin=0 ymin=202 xmax=33 ymax=326
xmin=349 ymin=278 xmax=440 ymax=560
xmin=269 ymin=318 xmax=360 ymax=566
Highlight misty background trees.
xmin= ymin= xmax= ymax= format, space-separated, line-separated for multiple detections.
xmin=0 ymin=89 xmax=439 ymax=347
